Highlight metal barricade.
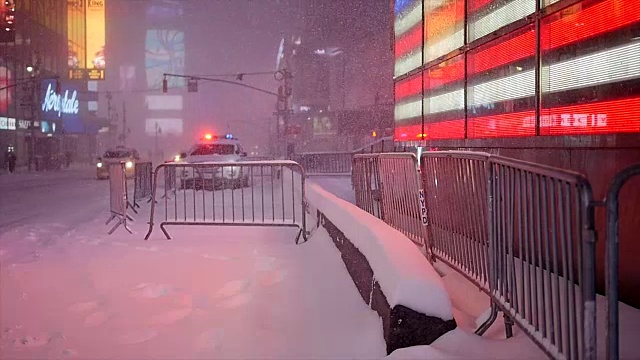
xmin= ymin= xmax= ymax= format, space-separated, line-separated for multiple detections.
xmin=133 ymin=162 xmax=153 ymax=206
xmin=601 ymin=164 xmax=640 ymax=360
xmin=352 ymin=153 xmax=426 ymax=248
xmin=162 ymin=164 xmax=177 ymax=199
xmin=420 ymin=152 xmax=492 ymax=289
xmin=352 ymin=155 xmax=383 ymax=219
xmin=145 ymin=161 xmax=308 ymax=244
xmin=487 ymin=155 xmax=596 ymax=360
xmin=106 ymin=162 xmax=133 ymax=234
xmin=296 ymin=151 xmax=353 ymax=175
xmin=420 ymin=152 xmax=597 ymax=360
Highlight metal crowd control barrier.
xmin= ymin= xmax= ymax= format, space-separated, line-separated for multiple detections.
xmin=352 ymin=153 xmax=426 ymax=248
xmin=106 ymin=162 xmax=133 ymax=234
xmin=420 ymin=152 xmax=492 ymax=289
xmin=162 ymin=165 xmax=177 ymax=199
xmin=296 ymin=136 xmax=402 ymax=176
xmin=601 ymin=164 xmax=640 ymax=360
xmin=145 ymin=161 xmax=308 ymax=244
xmin=296 ymin=151 xmax=353 ymax=175
xmin=133 ymin=162 xmax=153 ymax=206
xmin=352 ymin=154 xmax=383 ymax=219
xmin=419 ymin=152 xmax=597 ymax=360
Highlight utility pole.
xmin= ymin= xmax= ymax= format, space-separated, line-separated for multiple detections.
xmin=274 ymin=68 xmax=293 ymax=158
xmin=106 ymin=91 xmax=113 ymax=148
xmin=154 ymin=122 xmax=161 ymax=163
xmin=122 ymin=101 xmax=127 ymax=147
xmin=26 ymin=62 xmax=41 ymax=172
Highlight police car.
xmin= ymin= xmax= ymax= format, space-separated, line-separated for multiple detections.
xmin=176 ymin=133 xmax=250 ymax=190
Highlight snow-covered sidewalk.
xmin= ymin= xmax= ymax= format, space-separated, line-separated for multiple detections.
xmin=0 ymin=189 xmax=385 ymax=359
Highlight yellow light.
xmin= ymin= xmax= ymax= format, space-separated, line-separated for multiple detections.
xmin=204 ymin=134 xmax=213 ymax=140
xmin=125 ymin=161 xmax=134 ymax=168
xmin=372 ymin=131 xmax=377 ymax=137
xmin=174 ymin=155 xmax=181 ymax=162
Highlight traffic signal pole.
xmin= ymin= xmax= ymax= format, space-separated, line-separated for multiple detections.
xmin=162 ymin=70 xmax=292 ymax=158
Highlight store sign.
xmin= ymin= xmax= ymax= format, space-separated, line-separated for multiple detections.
xmin=17 ymin=119 xmax=36 ymax=129
xmin=41 ymin=83 xmax=80 ymax=117
xmin=0 ymin=117 xmax=16 ymax=130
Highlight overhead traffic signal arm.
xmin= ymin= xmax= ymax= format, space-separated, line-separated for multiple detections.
xmin=161 ymin=73 xmax=280 ymax=97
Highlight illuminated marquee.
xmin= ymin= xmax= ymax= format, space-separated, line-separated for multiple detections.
xmin=393 ymin=0 xmax=640 ymax=141
xmin=68 ymin=0 xmax=106 ymax=80
xmin=41 ymin=83 xmax=80 ymax=117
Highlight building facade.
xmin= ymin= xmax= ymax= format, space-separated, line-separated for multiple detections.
xmin=1 ymin=0 xmax=100 ymax=170
xmin=393 ymin=0 xmax=640 ymax=306
xmin=1 ymin=0 xmax=66 ymax=169
xmin=282 ymin=0 xmax=394 ymax=153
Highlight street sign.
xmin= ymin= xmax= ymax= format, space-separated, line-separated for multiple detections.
xmin=69 ymin=69 xmax=105 ymax=80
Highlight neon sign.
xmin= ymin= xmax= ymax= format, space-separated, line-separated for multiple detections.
xmin=41 ymin=83 xmax=79 ymax=117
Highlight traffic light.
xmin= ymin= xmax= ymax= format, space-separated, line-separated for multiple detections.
xmin=187 ymin=78 xmax=198 ymax=93
xmin=162 ymin=77 xmax=168 ymax=93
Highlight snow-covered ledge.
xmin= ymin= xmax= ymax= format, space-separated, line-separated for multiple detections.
xmin=306 ymin=183 xmax=457 ymax=354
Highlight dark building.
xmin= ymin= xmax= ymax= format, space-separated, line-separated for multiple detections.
xmin=281 ymin=0 xmax=394 ymax=152
xmin=0 ymin=0 xmax=67 ymax=170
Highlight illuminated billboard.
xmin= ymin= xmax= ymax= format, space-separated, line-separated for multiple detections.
xmin=68 ymin=0 xmax=105 ymax=80
xmin=393 ymin=0 xmax=640 ymax=141
xmin=145 ymin=29 xmax=185 ymax=90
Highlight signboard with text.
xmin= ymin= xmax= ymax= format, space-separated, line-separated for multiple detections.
xmin=67 ymin=0 xmax=106 ymax=80
xmin=40 ymin=80 xmax=85 ymax=133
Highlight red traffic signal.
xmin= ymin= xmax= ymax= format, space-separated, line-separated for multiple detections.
xmin=162 ymin=78 xmax=168 ymax=93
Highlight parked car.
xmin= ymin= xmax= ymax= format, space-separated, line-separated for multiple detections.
xmin=96 ymin=146 xmax=141 ymax=180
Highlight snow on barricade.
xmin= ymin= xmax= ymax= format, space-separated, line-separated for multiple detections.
xmin=306 ymin=181 xmax=456 ymax=354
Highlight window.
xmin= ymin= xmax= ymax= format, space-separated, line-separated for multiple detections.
xmin=424 ymin=0 xmax=464 ymax=63
xmin=189 ymin=144 xmax=236 ymax=156
xmin=423 ymin=54 xmax=465 ymax=139
xmin=467 ymin=0 xmax=535 ymax=42
xmin=395 ymin=0 xmax=423 ymax=77
xmin=467 ymin=24 xmax=536 ymax=138
xmin=540 ymin=0 xmax=640 ymax=135
xmin=394 ymin=72 xmax=423 ymax=140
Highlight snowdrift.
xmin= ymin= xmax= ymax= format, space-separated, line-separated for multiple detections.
xmin=306 ymin=181 xmax=456 ymax=354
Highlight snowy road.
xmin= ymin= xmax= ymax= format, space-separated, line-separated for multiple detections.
xmin=0 ymin=170 xmax=386 ymax=359
xmin=0 ymin=169 xmax=107 ymax=232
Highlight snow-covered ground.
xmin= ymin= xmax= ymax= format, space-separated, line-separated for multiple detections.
xmin=307 ymin=175 xmax=355 ymax=204
xmin=0 ymin=169 xmax=385 ymax=359
xmin=2 ymin=170 xmax=639 ymax=359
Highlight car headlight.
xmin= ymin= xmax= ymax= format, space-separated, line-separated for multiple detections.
xmin=223 ymin=166 xmax=241 ymax=178
xmin=97 ymin=162 xmax=103 ymax=168
xmin=125 ymin=161 xmax=134 ymax=169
